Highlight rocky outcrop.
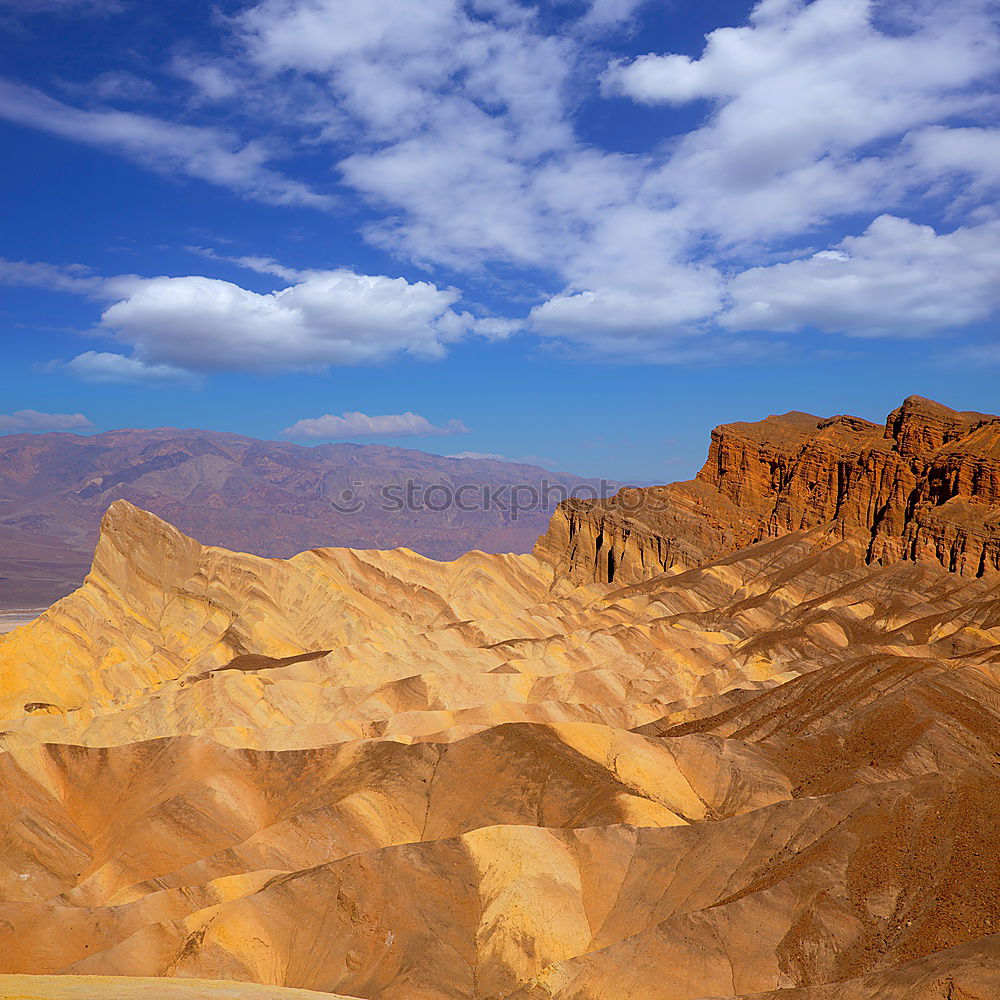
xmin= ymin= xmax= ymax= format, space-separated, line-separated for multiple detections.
xmin=536 ymin=396 xmax=1000 ymax=584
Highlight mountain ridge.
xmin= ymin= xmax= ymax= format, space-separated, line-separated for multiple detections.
xmin=0 ymin=426 xmax=615 ymax=609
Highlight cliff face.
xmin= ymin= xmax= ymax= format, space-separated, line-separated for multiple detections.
xmin=535 ymin=396 xmax=1000 ymax=584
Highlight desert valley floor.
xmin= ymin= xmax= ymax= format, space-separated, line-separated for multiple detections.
xmin=1 ymin=397 xmax=999 ymax=1000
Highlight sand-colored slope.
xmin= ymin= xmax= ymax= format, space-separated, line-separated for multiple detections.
xmin=0 ymin=976 xmax=357 ymax=1000
xmin=0 ymin=723 xmax=790 ymax=909
xmin=6 ymin=769 xmax=998 ymax=999
xmin=4 ymin=502 xmax=999 ymax=753
xmin=2 ymin=501 xmax=1000 ymax=998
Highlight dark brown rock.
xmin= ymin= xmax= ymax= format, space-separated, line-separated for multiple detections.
xmin=536 ymin=396 xmax=1000 ymax=584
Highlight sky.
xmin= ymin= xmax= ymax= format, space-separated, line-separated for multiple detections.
xmin=0 ymin=0 xmax=998 ymax=482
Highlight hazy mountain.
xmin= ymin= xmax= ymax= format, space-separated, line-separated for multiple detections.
xmin=0 ymin=427 xmax=616 ymax=609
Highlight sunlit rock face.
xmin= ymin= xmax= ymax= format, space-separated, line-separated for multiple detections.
xmin=536 ymin=395 xmax=1000 ymax=585
xmin=2 ymin=423 xmax=1000 ymax=999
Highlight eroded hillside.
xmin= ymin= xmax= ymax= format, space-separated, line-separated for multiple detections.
xmin=1 ymin=463 xmax=999 ymax=998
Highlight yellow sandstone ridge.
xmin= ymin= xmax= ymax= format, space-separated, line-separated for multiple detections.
xmin=2 ymin=498 xmax=1000 ymax=999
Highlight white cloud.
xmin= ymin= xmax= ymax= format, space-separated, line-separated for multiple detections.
xmin=577 ymin=0 xmax=649 ymax=28
xmin=236 ymin=0 xmax=578 ymax=270
xmin=724 ymin=215 xmax=1000 ymax=336
xmin=447 ymin=451 xmax=509 ymax=461
xmin=284 ymin=411 xmax=468 ymax=439
xmin=3 ymin=254 xmax=514 ymax=376
xmin=171 ymin=55 xmax=242 ymax=102
xmin=0 ymin=409 xmax=94 ymax=433
xmin=95 ymin=270 xmax=502 ymax=372
xmin=905 ymin=126 xmax=1000 ymax=196
xmin=0 ymin=80 xmax=330 ymax=208
xmin=7 ymin=0 xmax=1000 ymax=362
xmin=59 ymin=351 xmax=190 ymax=384
xmin=604 ymin=0 xmax=1000 ymax=246
xmin=529 ymin=266 xmax=724 ymax=345
xmin=0 ymin=258 xmax=107 ymax=295
xmin=250 ymin=0 xmax=997 ymax=354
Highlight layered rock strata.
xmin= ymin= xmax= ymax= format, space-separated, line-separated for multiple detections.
xmin=535 ymin=395 xmax=1000 ymax=584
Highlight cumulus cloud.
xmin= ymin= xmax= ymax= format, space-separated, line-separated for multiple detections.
xmin=228 ymin=0 xmax=998 ymax=355
xmin=236 ymin=0 xmax=578 ymax=269
xmin=604 ymin=0 xmax=999 ymax=244
xmin=905 ymin=126 xmax=1000 ymax=196
xmin=7 ymin=0 xmax=1000 ymax=361
xmin=0 ymin=80 xmax=330 ymax=208
xmin=95 ymin=270 xmax=503 ymax=372
xmin=724 ymin=216 xmax=1000 ymax=336
xmin=284 ymin=411 xmax=468 ymax=439
xmin=3 ymin=254 xmax=514 ymax=376
xmin=529 ymin=265 xmax=724 ymax=347
xmin=59 ymin=351 xmax=190 ymax=384
xmin=260 ymin=0 xmax=1000 ymax=349
xmin=0 ymin=409 xmax=94 ymax=433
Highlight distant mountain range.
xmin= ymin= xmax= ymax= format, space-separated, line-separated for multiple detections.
xmin=0 ymin=428 xmax=617 ymax=608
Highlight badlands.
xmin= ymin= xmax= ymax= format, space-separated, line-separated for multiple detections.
xmin=1 ymin=396 xmax=999 ymax=999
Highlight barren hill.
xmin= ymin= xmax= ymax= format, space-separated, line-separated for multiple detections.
xmin=0 ymin=428 xmax=613 ymax=610
xmin=1 ymin=457 xmax=999 ymax=998
xmin=536 ymin=395 xmax=1000 ymax=584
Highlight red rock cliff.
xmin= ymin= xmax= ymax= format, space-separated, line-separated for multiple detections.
xmin=534 ymin=396 xmax=1000 ymax=583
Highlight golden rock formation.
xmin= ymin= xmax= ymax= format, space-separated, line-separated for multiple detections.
xmin=1 ymin=476 xmax=999 ymax=998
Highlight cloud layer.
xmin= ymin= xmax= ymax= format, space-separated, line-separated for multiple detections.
xmin=0 ymin=409 xmax=94 ymax=433
xmin=283 ymin=410 xmax=468 ymax=439
xmin=230 ymin=0 xmax=1000 ymax=354
xmin=4 ymin=0 xmax=1000 ymax=365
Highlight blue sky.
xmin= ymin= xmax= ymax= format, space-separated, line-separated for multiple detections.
xmin=1 ymin=0 xmax=998 ymax=482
